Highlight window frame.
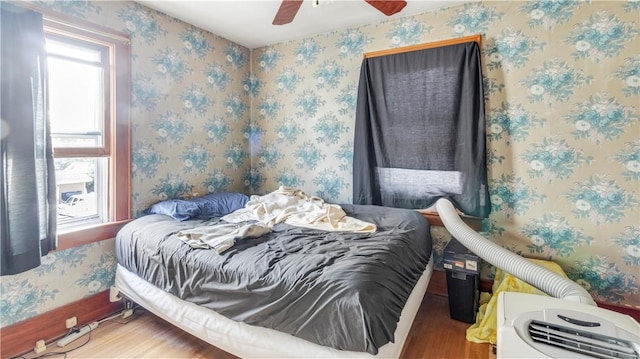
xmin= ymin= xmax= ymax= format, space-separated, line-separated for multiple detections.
xmin=47 ymin=32 xmax=111 ymax=157
xmin=43 ymin=16 xmax=131 ymax=250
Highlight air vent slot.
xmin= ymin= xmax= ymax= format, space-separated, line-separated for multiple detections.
xmin=528 ymin=320 xmax=639 ymax=359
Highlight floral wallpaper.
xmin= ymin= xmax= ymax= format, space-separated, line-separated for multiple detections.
xmin=1 ymin=0 xmax=250 ymax=327
xmin=1 ymin=240 xmax=115 ymax=324
xmin=1 ymin=0 xmax=638 ymax=328
xmin=248 ymin=0 xmax=639 ymax=309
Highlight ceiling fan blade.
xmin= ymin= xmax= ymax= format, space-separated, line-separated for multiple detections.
xmin=364 ymin=0 xmax=407 ymax=16
xmin=272 ymin=0 xmax=304 ymax=25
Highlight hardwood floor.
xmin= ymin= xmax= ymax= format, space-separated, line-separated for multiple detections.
xmin=20 ymin=291 xmax=489 ymax=359
xmin=19 ymin=311 xmax=235 ymax=359
xmin=401 ymin=293 xmax=490 ymax=359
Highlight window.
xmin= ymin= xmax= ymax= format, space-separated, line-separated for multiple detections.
xmin=44 ymin=17 xmax=131 ymax=249
xmin=353 ymin=35 xmax=490 ymax=218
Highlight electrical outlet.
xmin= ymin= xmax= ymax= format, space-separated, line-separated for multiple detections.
xmin=65 ymin=316 xmax=77 ymax=329
xmin=109 ymin=286 xmax=122 ymax=302
xmin=34 ymin=339 xmax=46 ymax=354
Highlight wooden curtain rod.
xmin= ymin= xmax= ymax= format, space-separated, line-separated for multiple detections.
xmin=363 ymin=34 xmax=481 ymax=58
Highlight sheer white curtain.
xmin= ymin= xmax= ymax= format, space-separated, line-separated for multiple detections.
xmin=1 ymin=3 xmax=57 ymax=275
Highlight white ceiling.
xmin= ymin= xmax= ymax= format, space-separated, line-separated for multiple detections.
xmin=138 ymin=0 xmax=466 ymax=49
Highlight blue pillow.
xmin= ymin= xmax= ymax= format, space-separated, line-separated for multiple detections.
xmin=145 ymin=192 xmax=249 ymax=221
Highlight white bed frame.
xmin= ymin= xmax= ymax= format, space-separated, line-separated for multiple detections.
xmin=113 ymin=256 xmax=433 ymax=358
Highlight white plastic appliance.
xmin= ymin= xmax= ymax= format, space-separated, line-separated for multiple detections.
xmin=498 ymin=292 xmax=639 ymax=358
xmin=435 ymin=199 xmax=640 ymax=359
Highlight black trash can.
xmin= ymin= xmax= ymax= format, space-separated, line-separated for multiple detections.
xmin=443 ymin=238 xmax=480 ymax=324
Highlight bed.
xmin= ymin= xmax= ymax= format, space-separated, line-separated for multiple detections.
xmin=113 ymin=191 xmax=433 ymax=358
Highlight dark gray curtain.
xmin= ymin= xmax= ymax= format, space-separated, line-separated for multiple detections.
xmin=1 ymin=3 xmax=57 ymax=275
xmin=353 ymin=41 xmax=490 ymax=218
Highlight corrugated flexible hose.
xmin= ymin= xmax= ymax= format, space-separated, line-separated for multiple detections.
xmin=436 ymin=198 xmax=596 ymax=307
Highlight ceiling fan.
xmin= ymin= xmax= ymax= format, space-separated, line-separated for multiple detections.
xmin=272 ymin=0 xmax=408 ymax=25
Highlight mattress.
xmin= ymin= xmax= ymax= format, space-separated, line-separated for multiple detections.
xmin=115 ymin=204 xmax=431 ymax=354
xmin=114 ymin=259 xmax=433 ymax=358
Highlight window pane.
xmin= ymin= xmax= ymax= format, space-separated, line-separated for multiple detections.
xmin=48 ymin=57 xmax=104 ymax=148
xmin=55 ymin=158 xmax=107 ymax=228
xmin=46 ymin=39 xmax=102 ymax=63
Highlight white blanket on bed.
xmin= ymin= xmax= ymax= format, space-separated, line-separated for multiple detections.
xmin=177 ymin=223 xmax=271 ymax=254
xmin=222 ymin=186 xmax=377 ymax=233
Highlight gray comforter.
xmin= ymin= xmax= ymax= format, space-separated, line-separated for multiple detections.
xmin=115 ymin=204 xmax=431 ymax=354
